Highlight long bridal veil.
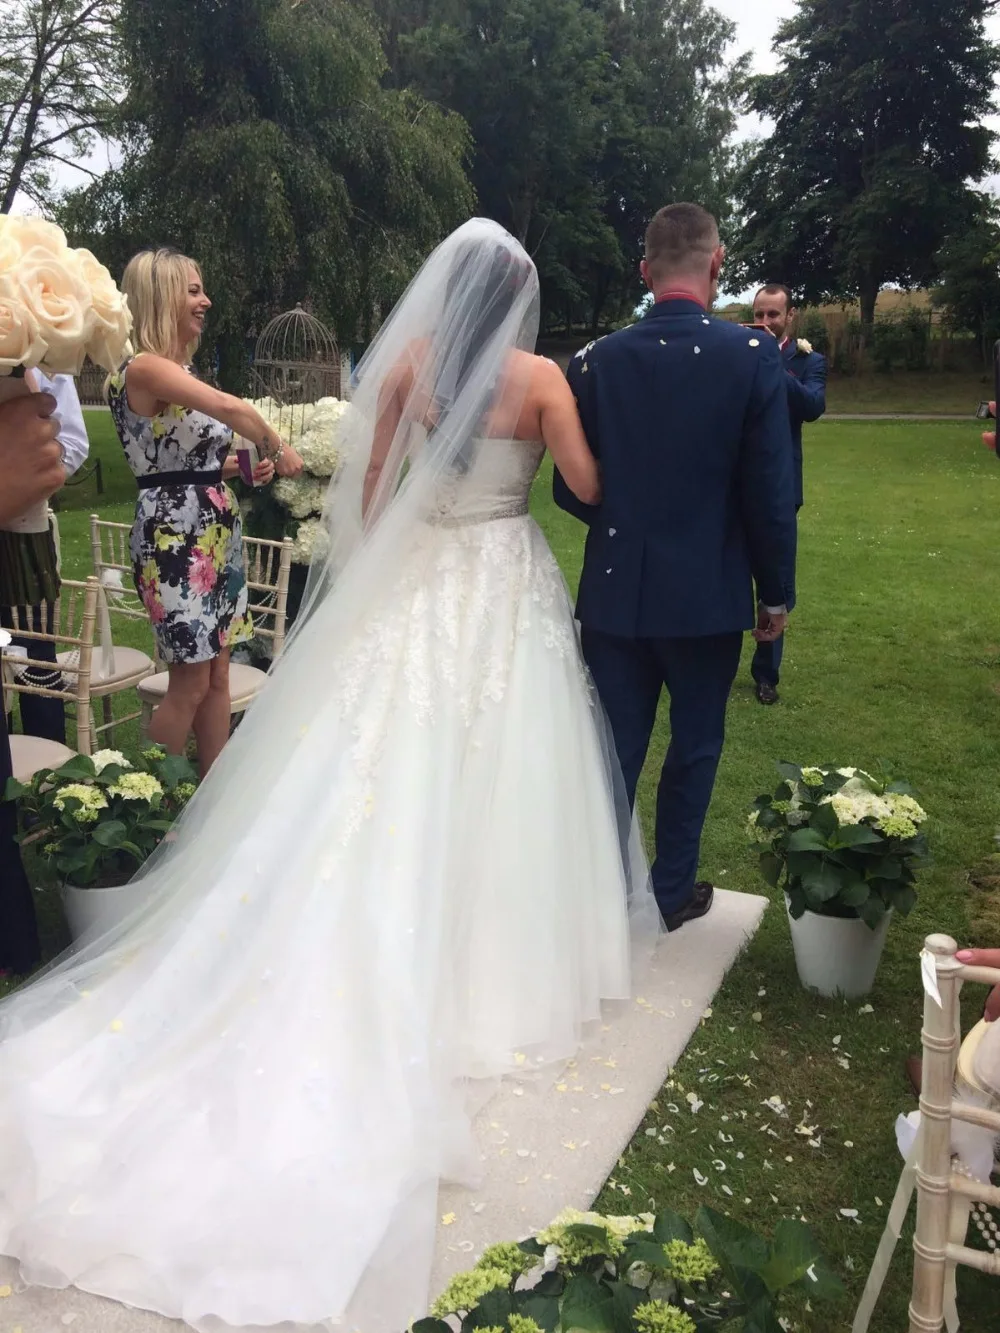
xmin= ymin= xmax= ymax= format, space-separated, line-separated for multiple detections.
xmin=0 ymin=218 xmax=654 ymax=1024
xmin=0 ymin=218 xmax=658 ymax=1331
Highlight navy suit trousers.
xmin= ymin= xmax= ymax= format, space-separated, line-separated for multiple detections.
xmin=750 ymin=633 xmax=784 ymax=688
xmin=581 ymin=628 xmax=743 ymax=917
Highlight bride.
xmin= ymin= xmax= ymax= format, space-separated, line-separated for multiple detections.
xmin=0 ymin=219 xmax=659 ymax=1332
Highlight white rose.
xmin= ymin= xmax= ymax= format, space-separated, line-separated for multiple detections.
xmin=796 ymin=338 xmax=813 ymax=355
xmin=76 ymin=248 xmax=133 ymax=371
xmin=0 ymin=225 xmax=23 ymax=290
xmin=14 ymin=245 xmax=94 ymax=374
xmin=2 ymin=215 xmax=69 ymax=256
xmin=0 ymin=282 xmax=48 ymax=374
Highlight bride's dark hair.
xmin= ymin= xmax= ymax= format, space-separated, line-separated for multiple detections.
xmin=437 ymin=235 xmax=536 ymax=470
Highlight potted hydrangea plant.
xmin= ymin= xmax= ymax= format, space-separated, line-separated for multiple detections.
xmin=4 ymin=745 xmax=198 ymax=940
xmin=748 ymin=763 xmax=929 ymax=997
xmin=418 ymin=1204 xmax=841 ymax=1333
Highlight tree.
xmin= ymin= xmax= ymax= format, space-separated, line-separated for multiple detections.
xmin=0 ymin=0 xmax=123 ymax=211
xmin=583 ymin=0 xmax=742 ymax=333
xmin=729 ymin=0 xmax=1000 ymax=334
xmin=397 ymin=0 xmax=739 ymax=332
xmin=59 ymin=0 xmax=474 ymax=387
xmin=935 ymin=197 xmax=1000 ymax=365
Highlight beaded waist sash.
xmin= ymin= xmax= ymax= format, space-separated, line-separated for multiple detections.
xmin=425 ymin=500 xmax=529 ymax=527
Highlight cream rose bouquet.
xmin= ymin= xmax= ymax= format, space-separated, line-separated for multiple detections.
xmin=0 ymin=213 xmax=133 ymax=531
xmin=0 ymin=214 xmax=132 ymax=379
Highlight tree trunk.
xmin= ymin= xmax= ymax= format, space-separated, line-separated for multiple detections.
xmin=859 ymin=276 xmax=878 ymax=344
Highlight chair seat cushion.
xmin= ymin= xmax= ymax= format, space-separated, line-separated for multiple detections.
xmin=9 ymin=736 xmax=77 ymax=782
xmin=58 ymin=645 xmax=154 ymax=687
xmin=138 ymin=662 xmax=267 ymax=709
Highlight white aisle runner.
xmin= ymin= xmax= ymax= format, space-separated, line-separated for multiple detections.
xmin=0 ymin=888 xmax=767 ymax=1333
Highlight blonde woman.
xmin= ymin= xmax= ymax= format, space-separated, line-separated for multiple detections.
xmin=107 ymin=248 xmax=303 ymax=775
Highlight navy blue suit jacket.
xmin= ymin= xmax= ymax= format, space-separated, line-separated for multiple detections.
xmin=782 ymin=340 xmax=827 ymax=507
xmin=553 ymin=298 xmax=797 ymax=640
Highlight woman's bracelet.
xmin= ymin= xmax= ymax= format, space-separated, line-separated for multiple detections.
xmin=261 ymin=433 xmax=284 ymax=463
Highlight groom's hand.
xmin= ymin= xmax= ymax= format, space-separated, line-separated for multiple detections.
xmin=753 ymin=606 xmax=788 ymax=642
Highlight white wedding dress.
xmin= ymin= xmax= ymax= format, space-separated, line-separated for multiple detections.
xmin=0 ymin=437 xmax=657 ymax=1332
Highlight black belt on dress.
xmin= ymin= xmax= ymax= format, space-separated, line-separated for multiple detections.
xmin=136 ymin=470 xmax=224 ymax=490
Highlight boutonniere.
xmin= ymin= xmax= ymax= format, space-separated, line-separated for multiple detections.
xmin=796 ymin=338 xmax=813 ymax=355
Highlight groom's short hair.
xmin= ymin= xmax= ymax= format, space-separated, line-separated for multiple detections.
xmin=644 ymin=204 xmax=719 ymax=281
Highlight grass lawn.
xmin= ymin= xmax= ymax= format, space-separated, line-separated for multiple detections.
xmin=824 ymin=368 xmax=993 ymax=415
xmin=8 ymin=409 xmax=1000 ymax=1329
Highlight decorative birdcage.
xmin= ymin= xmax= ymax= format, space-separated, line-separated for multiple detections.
xmin=248 ymin=304 xmax=341 ymax=445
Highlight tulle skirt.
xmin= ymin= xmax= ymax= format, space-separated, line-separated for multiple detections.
xmin=0 ymin=513 xmax=657 ymax=1331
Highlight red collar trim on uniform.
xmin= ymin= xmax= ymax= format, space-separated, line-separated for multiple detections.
xmin=654 ymin=291 xmax=707 ymax=310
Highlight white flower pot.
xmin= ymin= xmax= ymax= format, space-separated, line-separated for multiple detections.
xmin=61 ymin=879 xmax=148 ymax=942
xmin=784 ymin=895 xmax=892 ymax=998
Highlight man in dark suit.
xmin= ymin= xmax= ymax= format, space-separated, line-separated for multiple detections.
xmin=749 ymin=283 xmax=827 ymax=705
xmin=554 ymin=203 xmax=797 ymax=932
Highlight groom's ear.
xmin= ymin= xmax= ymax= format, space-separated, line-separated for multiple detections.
xmin=710 ymin=245 xmax=725 ymax=283
xmin=640 ymin=258 xmax=651 ymax=291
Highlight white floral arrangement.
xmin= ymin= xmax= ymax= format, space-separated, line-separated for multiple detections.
xmin=748 ymin=763 xmax=929 ymax=928
xmin=246 ymin=395 xmax=354 ymax=563
xmin=0 ymin=214 xmax=133 ymax=376
xmin=796 ymin=338 xmax=813 ymax=355
xmin=4 ymin=746 xmax=198 ymax=889
xmin=418 ymin=1202 xmax=840 ymax=1332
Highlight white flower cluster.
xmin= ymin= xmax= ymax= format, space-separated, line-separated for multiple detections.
xmin=0 ymin=215 xmax=133 ymax=375
xmin=246 ymin=396 xmax=353 ymax=480
xmin=822 ymin=785 xmax=927 ymax=839
xmin=289 ymin=517 xmax=331 ymax=565
xmin=91 ymin=749 xmax=131 ymax=773
xmin=247 ymin=395 xmax=356 ymax=563
xmin=108 ymin=772 xmax=164 ymax=803
xmin=52 ymin=783 xmax=107 ymax=824
xmin=272 ymin=475 xmax=328 ymax=519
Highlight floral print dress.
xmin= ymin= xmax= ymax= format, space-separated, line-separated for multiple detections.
xmin=107 ymin=358 xmax=253 ymax=664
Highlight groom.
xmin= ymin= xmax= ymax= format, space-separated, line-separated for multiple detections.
xmin=554 ymin=203 xmax=797 ymax=931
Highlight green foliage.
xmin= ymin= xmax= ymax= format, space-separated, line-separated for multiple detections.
xmin=58 ymin=0 xmax=474 ymax=386
xmin=935 ymin=198 xmax=1000 ymax=362
xmin=870 ymin=308 xmax=930 ymax=372
xmin=0 ymin=0 xmax=123 ymax=212
xmin=426 ymin=1205 xmax=841 ymax=1330
xmin=729 ymin=0 xmax=1000 ymax=330
xmin=395 ymin=0 xmax=741 ymax=334
xmin=748 ymin=763 xmax=929 ymax=927
xmin=795 ymin=310 xmax=829 ymax=356
xmin=3 ymin=746 xmax=198 ymax=887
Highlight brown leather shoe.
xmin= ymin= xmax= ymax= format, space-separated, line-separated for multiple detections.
xmin=906 ymin=1055 xmax=922 ymax=1097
